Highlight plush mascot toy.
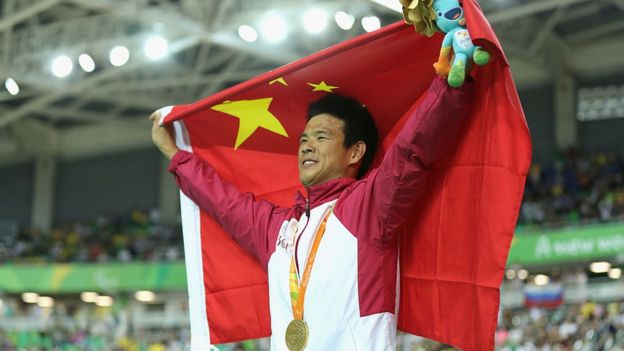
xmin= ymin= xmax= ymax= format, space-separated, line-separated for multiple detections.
xmin=401 ymin=0 xmax=490 ymax=87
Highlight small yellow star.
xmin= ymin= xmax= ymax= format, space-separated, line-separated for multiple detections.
xmin=269 ymin=77 xmax=288 ymax=86
xmin=307 ymin=81 xmax=338 ymax=92
xmin=211 ymin=98 xmax=288 ymax=149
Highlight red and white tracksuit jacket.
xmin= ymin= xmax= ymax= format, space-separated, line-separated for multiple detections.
xmin=169 ymin=77 xmax=472 ymax=350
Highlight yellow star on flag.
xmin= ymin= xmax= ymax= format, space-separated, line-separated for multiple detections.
xmin=269 ymin=77 xmax=288 ymax=86
xmin=307 ymin=81 xmax=338 ymax=92
xmin=211 ymin=98 xmax=288 ymax=149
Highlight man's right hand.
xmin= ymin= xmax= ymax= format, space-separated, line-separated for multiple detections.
xmin=150 ymin=111 xmax=179 ymax=160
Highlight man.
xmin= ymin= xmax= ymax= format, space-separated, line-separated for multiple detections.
xmin=150 ymin=75 xmax=472 ymax=350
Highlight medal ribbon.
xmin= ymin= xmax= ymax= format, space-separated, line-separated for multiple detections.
xmin=289 ymin=206 xmax=334 ymax=320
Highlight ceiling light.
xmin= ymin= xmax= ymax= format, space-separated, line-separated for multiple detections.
xmin=238 ymin=25 xmax=258 ymax=43
xmin=78 ymin=54 xmax=95 ymax=72
xmin=135 ymin=290 xmax=156 ymax=302
xmin=95 ymin=295 xmax=114 ymax=307
xmin=144 ymin=35 xmax=168 ymax=60
xmin=303 ymin=8 xmax=328 ymax=34
xmin=369 ymin=0 xmax=402 ymax=13
xmin=37 ymin=296 xmax=54 ymax=308
xmin=590 ymin=261 xmax=611 ymax=274
xmin=517 ymin=269 xmax=529 ymax=280
xmin=260 ymin=12 xmax=288 ymax=44
xmin=81 ymin=292 xmax=99 ymax=303
xmin=361 ymin=16 xmax=381 ymax=32
xmin=534 ymin=274 xmax=549 ymax=286
xmin=51 ymin=55 xmax=73 ymax=78
xmin=4 ymin=78 xmax=19 ymax=95
xmin=608 ymin=268 xmax=621 ymax=279
xmin=109 ymin=46 xmax=130 ymax=67
xmin=334 ymin=11 xmax=355 ymax=30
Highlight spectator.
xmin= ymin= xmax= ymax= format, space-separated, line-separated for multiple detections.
xmin=0 ymin=209 xmax=183 ymax=264
xmin=520 ymin=150 xmax=624 ymax=227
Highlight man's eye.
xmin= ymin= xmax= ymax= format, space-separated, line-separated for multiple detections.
xmin=318 ymin=136 xmax=327 ymax=141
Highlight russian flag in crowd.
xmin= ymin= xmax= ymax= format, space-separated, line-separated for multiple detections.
xmin=524 ymin=284 xmax=564 ymax=308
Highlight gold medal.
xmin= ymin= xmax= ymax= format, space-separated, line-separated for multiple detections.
xmin=285 ymin=319 xmax=309 ymax=351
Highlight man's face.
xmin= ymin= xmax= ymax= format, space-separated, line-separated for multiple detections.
xmin=298 ymin=114 xmax=356 ymax=187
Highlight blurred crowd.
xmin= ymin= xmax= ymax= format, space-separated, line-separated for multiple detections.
xmin=520 ymin=150 xmax=624 ymax=227
xmin=0 ymin=299 xmax=189 ymax=351
xmin=0 ymin=209 xmax=183 ymax=264
xmin=0 ymin=328 xmax=190 ymax=351
xmin=496 ymin=300 xmax=624 ymax=351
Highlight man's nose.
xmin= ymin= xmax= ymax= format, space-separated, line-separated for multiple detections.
xmin=301 ymin=141 xmax=315 ymax=154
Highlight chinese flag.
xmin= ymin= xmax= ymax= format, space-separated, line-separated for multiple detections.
xmin=162 ymin=1 xmax=531 ymax=350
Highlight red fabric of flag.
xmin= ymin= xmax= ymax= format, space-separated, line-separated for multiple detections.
xmin=163 ymin=1 xmax=531 ymax=349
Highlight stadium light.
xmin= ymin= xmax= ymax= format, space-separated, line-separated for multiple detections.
xmin=303 ymin=8 xmax=328 ymax=34
xmin=608 ymin=268 xmax=622 ymax=279
xmin=590 ymin=261 xmax=611 ymax=273
xmin=334 ymin=11 xmax=355 ymax=30
xmin=95 ymin=295 xmax=114 ymax=307
xmin=78 ymin=54 xmax=95 ymax=72
xmin=369 ymin=0 xmax=402 ymax=13
xmin=517 ymin=269 xmax=528 ymax=280
xmin=260 ymin=12 xmax=288 ymax=44
xmin=37 ymin=296 xmax=54 ymax=308
xmin=144 ymin=35 xmax=169 ymax=60
xmin=109 ymin=46 xmax=130 ymax=67
xmin=135 ymin=290 xmax=156 ymax=302
xmin=81 ymin=292 xmax=99 ymax=303
xmin=4 ymin=78 xmax=19 ymax=95
xmin=22 ymin=292 xmax=39 ymax=304
xmin=534 ymin=274 xmax=549 ymax=286
xmin=51 ymin=55 xmax=73 ymax=78
xmin=505 ymin=269 xmax=516 ymax=280
xmin=238 ymin=25 xmax=258 ymax=43
xmin=361 ymin=16 xmax=381 ymax=32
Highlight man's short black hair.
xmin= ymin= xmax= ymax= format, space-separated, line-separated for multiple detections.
xmin=306 ymin=93 xmax=378 ymax=179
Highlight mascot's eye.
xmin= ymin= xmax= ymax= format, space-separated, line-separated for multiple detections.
xmin=438 ymin=11 xmax=442 ymax=16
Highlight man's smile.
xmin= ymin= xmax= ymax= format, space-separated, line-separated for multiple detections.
xmin=301 ymin=159 xmax=318 ymax=168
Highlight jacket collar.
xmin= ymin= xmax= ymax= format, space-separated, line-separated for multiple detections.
xmin=295 ymin=177 xmax=356 ymax=211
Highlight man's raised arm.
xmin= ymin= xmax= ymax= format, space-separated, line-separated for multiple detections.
xmin=336 ymin=76 xmax=473 ymax=245
xmin=150 ymin=113 xmax=288 ymax=267
xmin=374 ymin=76 xmax=474 ymax=239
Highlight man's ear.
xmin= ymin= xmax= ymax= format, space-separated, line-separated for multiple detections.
xmin=348 ymin=141 xmax=367 ymax=166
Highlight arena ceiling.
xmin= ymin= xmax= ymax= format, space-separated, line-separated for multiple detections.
xmin=0 ymin=0 xmax=623 ymax=164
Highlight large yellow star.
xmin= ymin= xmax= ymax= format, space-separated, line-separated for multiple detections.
xmin=307 ymin=81 xmax=338 ymax=92
xmin=211 ymin=98 xmax=288 ymax=149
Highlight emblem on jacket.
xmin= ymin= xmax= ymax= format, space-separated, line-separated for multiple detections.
xmin=276 ymin=219 xmax=299 ymax=256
